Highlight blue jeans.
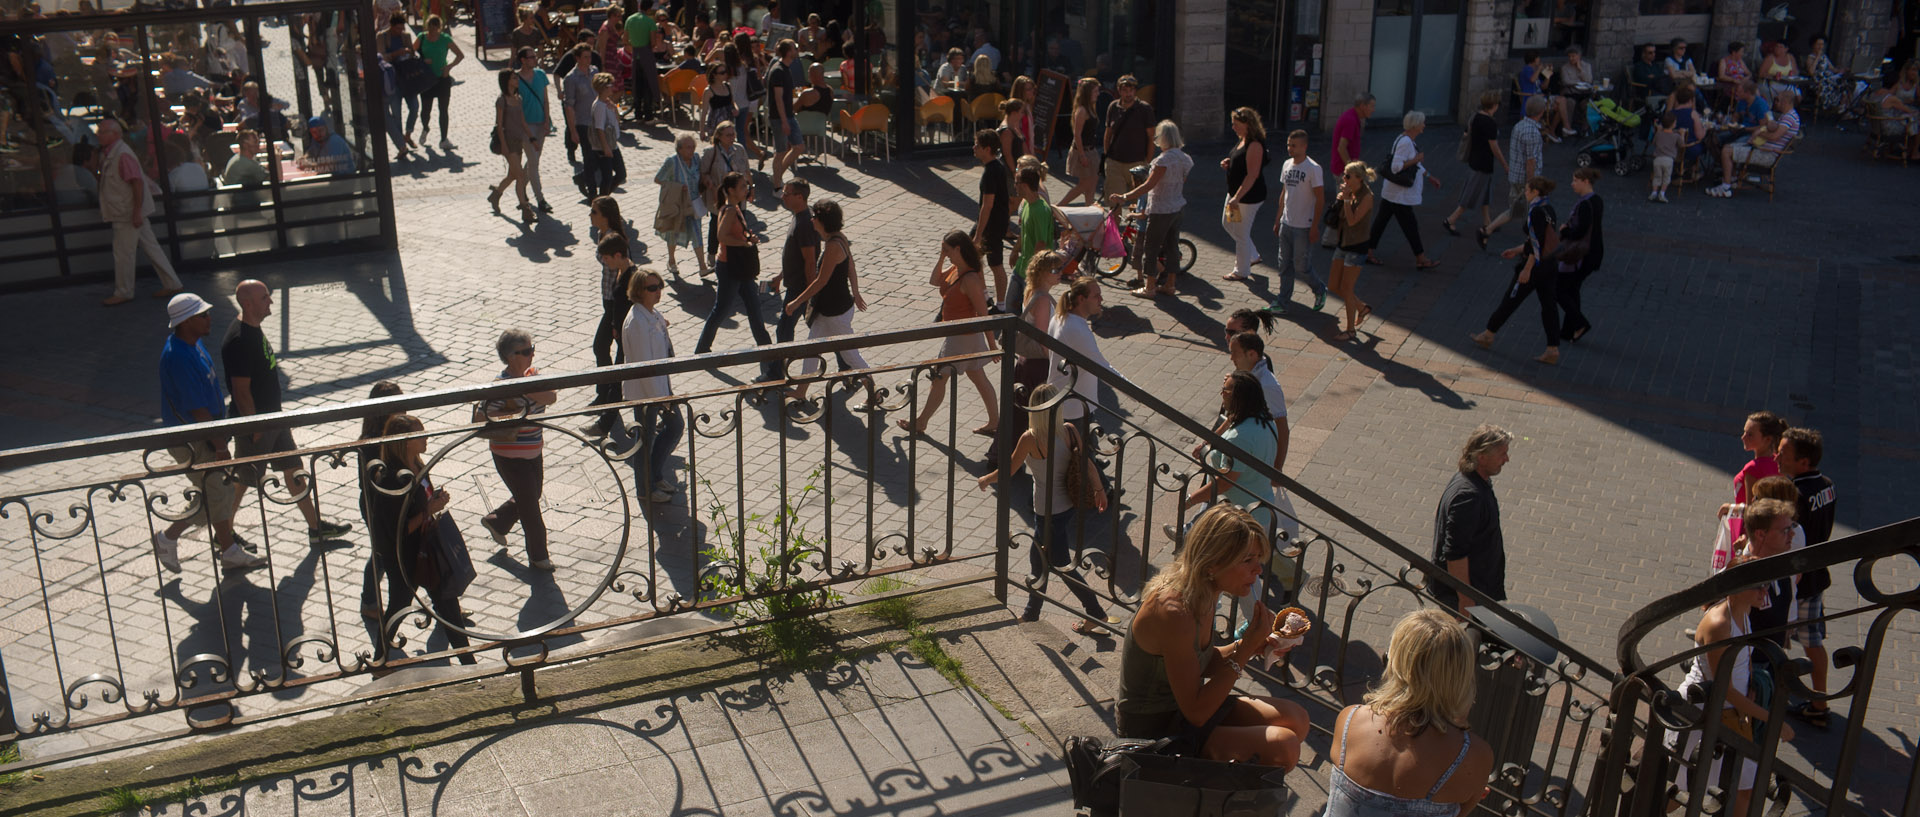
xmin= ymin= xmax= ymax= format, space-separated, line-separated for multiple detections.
xmin=385 ymin=91 xmax=418 ymax=149
xmin=1026 ymin=508 xmax=1108 ymax=620
xmin=693 ymin=266 xmax=774 ymax=357
xmin=1276 ymin=223 xmax=1325 ymax=300
xmin=630 ymin=404 xmax=684 ymax=493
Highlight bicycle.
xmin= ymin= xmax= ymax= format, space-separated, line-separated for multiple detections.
xmin=1085 ymin=198 xmax=1197 ymax=281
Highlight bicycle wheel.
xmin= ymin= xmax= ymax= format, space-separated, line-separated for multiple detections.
xmin=1175 ymin=238 xmax=1197 ymax=273
xmin=1094 ymin=236 xmax=1135 ymax=278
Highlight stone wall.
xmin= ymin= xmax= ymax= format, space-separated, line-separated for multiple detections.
xmin=1708 ymin=0 xmax=1764 ymax=64
xmin=1460 ymin=0 xmax=1517 ymax=121
xmin=1588 ymin=0 xmax=1643 ymax=80
xmin=1175 ymin=0 xmax=1230 ymax=141
xmin=1833 ymin=0 xmax=1898 ymax=72
xmin=1319 ymin=0 xmax=1374 ymax=133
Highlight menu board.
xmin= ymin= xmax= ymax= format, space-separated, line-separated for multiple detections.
xmin=476 ymin=0 xmax=515 ymax=55
xmin=1030 ymin=70 xmax=1072 ymax=156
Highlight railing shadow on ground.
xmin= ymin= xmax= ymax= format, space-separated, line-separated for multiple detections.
xmin=0 ymin=315 xmax=1911 ymax=817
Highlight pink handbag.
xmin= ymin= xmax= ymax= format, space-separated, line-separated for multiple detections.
xmin=1096 ymin=213 xmax=1126 ymax=258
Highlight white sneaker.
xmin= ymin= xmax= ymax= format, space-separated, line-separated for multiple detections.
xmin=439 ymin=138 xmax=455 ymax=151
xmin=1648 ymin=191 xmax=1658 ymax=202
xmin=219 ymin=543 xmax=267 ymax=569
xmin=1658 ymin=192 xmax=1670 ymax=203
xmin=1561 ymin=127 xmax=1577 ymax=137
xmin=152 ymin=531 xmax=182 ymax=573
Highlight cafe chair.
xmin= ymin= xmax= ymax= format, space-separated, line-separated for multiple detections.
xmin=840 ymin=103 xmax=891 ymax=164
xmin=1863 ymin=102 xmax=1910 ymax=167
xmin=663 ymin=67 xmax=697 ymax=127
xmin=796 ymin=110 xmax=832 ymax=162
xmin=1731 ymin=134 xmax=1799 ymax=202
xmin=1138 ymin=85 xmax=1156 ymax=105
xmin=965 ymin=92 xmax=1004 ymax=139
xmin=917 ymin=95 xmax=955 ymax=143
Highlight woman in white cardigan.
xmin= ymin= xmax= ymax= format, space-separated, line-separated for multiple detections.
xmin=614 ymin=244 xmax=684 ymax=505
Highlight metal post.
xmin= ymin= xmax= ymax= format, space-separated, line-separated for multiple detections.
xmin=0 ymin=648 xmax=15 ymax=737
xmin=992 ymin=318 xmax=1017 ymax=604
xmin=520 ymin=666 xmax=538 ymax=702
xmin=358 ymin=0 xmax=398 ymax=249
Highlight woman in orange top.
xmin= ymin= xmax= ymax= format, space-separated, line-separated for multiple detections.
xmin=899 ymin=230 xmax=1001 ymax=436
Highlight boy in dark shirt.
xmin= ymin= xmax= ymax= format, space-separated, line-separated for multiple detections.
xmin=1777 ymin=427 xmax=1837 ymax=724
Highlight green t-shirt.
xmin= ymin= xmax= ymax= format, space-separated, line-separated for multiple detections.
xmin=624 ymin=11 xmax=656 ymax=51
xmin=417 ymin=30 xmax=453 ymax=75
xmin=1013 ymin=197 xmax=1055 ymax=277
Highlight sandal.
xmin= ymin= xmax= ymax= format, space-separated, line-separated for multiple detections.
xmin=1071 ymin=619 xmax=1100 ymax=636
xmin=1331 ymin=330 xmax=1356 ymax=342
xmin=1414 ymin=259 xmax=1442 ymax=270
xmin=1222 ymin=272 xmax=1249 ymax=281
xmin=1476 ymin=228 xmax=1491 ymax=250
xmin=1789 ymin=701 xmax=1830 ymax=727
xmin=1356 ymin=303 xmax=1373 ymax=325
xmin=1440 ymin=219 xmax=1460 ymax=236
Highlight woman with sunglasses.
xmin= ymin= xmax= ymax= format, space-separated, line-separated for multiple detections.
xmin=512 ymin=45 xmax=556 ymax=214
xmin=616 ymin=245 xmax=685 ymax=504
xmin=479 ymin=330 xmax=559 ymax=570
xmin=783 ymin=200 xmax=870 ymax=403
xmin=693 ymin=172 xmax=774 ymax=357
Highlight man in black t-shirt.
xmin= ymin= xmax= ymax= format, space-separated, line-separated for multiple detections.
xmin=767 ymin=39 xmax=804 ymax=188
xmin=769 ymin=178 xmax=819 ymax=382
xmin=222 ymin=280 xmax=352 ymax=544
xmin=1431 ymin=424 xmax=1511 ymax=612
xmin=1101 ymin=75 xmax=1153 ymax=199
xmin=972 ymin=130 xmax=1012 ymax=311
xmin=1777 ymin=427 xmax=1837 ymax=724
xmin=1442 ymin=91 xmax=1509 ymax=237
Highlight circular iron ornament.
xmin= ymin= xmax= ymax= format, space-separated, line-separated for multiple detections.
xmin=388 ymin=420 xmax=634 ymax=644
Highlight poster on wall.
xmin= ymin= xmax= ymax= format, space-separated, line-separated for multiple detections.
xmin=1512 ymin=18 xmax=1550 ymax=49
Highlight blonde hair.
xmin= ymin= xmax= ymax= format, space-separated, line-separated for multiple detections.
xmin=1750 ymin=475 xmax=1799 ymax=506
xmin=1364 ymin=609 xmax=1476 ymax=735
xmin=1026 ymin=383 xmax=1063 ymax=445
xmin=1024 ymin=250 xmax=1064 ymax=301
xmin=1343 ymin=160 xmax=1378 ymax=183
xmin=1143 ymin=504 xmax=1264 ymax=615
xmin=625 ymin=268 xmax=664 ymax=301
xmin=972 ymin=54 xmax=994 ymax=85
xmin=1016 ymin=153 xmax=1047 ymax=182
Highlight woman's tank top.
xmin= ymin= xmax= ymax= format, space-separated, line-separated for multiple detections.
xmin=1337 ymin=186 xmax=1373 ymax=251
xmin=1226 ymin=140 xmax=1267 ymax=204
xmin=1115 ymin=617 xmax=1215 ymax=717
xmin=1323 ymin=707 xmax=1474 ymax=817
xmin=811 ymin=237 xmax=855 ymax=318
xmin=940 ymin=268 xmax=981 ymax=321
xmin=1031 ymin=426 xmax=1076 ymax=517
xmin=1681 ymin=614 xmax=1750 ymax=712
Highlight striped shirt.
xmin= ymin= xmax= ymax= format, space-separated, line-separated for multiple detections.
xmin=484 ymin=369 xmax=545 ymax=458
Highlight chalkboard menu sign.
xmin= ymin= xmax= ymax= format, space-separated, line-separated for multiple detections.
xmin=763 ymin=21 xmax=798 ymax=46
xmin=1030 ymin=69 xmax=1072 ymax=155
xmin=476 ymin=0 xmax=515 ymax=56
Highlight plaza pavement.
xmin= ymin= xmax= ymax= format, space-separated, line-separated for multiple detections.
xmin=1 ymin=25 xmax=1917 ymax=814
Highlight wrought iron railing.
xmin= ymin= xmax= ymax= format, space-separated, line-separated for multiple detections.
xmin=1588 ymin=517 xmax=1920 ymax=817
xmin=3 ymin=313 xmax=1889 ymax=817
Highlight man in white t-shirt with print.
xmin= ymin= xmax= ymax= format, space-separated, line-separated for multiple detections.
xmin=1267 ymin=130 xmax=1325 ymax=314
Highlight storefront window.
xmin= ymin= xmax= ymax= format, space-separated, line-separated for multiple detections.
xmin=1511 ymin=0 xmax=1590 ymax=55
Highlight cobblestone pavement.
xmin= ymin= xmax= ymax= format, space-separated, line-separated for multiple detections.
xmin=1 ymin=20 xmax=1917 ymax=813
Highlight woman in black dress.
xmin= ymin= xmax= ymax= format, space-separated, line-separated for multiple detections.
xmin=1470 ymin=176 xmax=1562 ymax=365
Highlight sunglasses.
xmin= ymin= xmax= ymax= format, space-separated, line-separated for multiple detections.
xmin=641 ymin=283 xmax=664 ymax=292
xmin=514 ymin=347 xmax=535 ymax=356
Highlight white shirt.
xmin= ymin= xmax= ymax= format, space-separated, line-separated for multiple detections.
xmin=1276 ymin=156 xmax=1323 ymax=229
xmin=1250 ymin=359 xmax=1288 ymax=419
xmin=168 ymin=163 xmax=213 ymax=213
xmin=1143 ymin=148 xmax=1192 ymax=215
xmin=970 ymin=42 xmax=1002 ymax=72
xmin=1380 ymin=133 xmax=1425 ymax=206
xmin=621 ymin=305 xmax=674 ymax=400
xmin=1046 ymin=312 xmax=1128 ymax=421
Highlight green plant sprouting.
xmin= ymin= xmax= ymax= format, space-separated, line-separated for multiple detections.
xmin=698 ymin=467 xmax=845 ymax=670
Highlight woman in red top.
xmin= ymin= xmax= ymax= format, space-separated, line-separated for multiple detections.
xmin=898 ymin=231 xmax=1001 ymax=436
xmin=1726 ymin=410 xmax=1786 ymax=539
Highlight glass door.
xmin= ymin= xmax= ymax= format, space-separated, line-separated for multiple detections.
xmin=1367 ymin=0 xmax=1462 ymax=122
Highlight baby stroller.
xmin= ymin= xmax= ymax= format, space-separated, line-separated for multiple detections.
xmin=1573 ymin=97 xmax=1647 ymax=177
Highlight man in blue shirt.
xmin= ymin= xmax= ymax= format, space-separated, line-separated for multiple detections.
xmin=299 ymin=115 xmax=357 ymax=175
xmin=154 ymin=293 xmax=266 ymax=572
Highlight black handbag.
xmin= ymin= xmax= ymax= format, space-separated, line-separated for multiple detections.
xmin=425 ymin=513 xmax=476 ymax=599
xmin=489 ymin=126 xmax=503 ymax=155
xmin=1378 ymin=134 xmax=1419 ymax=187
xmin=395 ymin=56 xmax=436 ymax=97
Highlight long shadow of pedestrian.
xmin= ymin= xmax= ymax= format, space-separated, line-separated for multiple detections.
xmin=158 ymin=568 xmax=281 ymax=703
xmin=266 ymin=537 xmax=354 ymax=700
xmin=1339 ymin=333 xmax=1473 ymax=409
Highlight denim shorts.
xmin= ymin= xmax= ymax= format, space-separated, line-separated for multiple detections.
xmin=1333 ymin=249 xmax=1367 ymax=266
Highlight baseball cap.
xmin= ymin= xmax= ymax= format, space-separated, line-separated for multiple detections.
xmin=306 ymin=115 xmax=328 ymax=129
xmin=166 ymin=293 xmax=214 ymax=328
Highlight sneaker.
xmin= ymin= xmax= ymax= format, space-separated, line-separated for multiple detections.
xmin=1261 ymin=302 xmax=1287 ymax=315
xmin=481 ymin=514 xmax=510 ymax=547
xmin=1312 ymin=291 xmax=1326 ymax=312
xmin=1658 ymin=192 xmax=1670 ymax=203
xmin=1648 ymin=191 xmax=1658 ymax=202
xmin=152 ymin=531 xmax=183 ymax=573
xmin=1561 ymin=127 xmax=1576 ymax=137
xmin=308 ymin=520 xmax=353 ymax=543
xmin=438 ymin=138 xmax=454 ymax=151
xmin=580 ymin=416 xmax=612 ymax=437
xmin=529 ymin=559 xmax=556 ymax=571
xmin=648 ymin=486 xmax=674 ymax=503
xmin=219 ymin=543 xmax=267 ymax=569
xmin=233 ymin=533 xmax=259 ymax=553
xmin=1544 ymin=132 xmax=1562 ymax=144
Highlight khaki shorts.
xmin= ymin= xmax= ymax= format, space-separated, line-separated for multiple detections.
xmin=1505 ymin=181 xmax=1529 ymax=218
xmin=167 ymin=439 xmax=241 ymax=526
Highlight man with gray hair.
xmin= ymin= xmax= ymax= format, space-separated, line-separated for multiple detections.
xmin=1478 ymin=95 xmax=1546 ymax=247
xmin=97 ymin=118 xmax=183 ymax=305
xmin=1431 ymin=423 xmax=1512 ymax=612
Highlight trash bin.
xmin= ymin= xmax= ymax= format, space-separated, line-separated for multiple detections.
xmin=1466 ymin=603 xmax=1560 ymax=810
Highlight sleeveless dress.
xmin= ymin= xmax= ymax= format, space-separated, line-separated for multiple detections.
xmin=1114 ymin=623 xmax=1225 ymax=743
xmin=1323 ymin=708 xmax=1473 ymax=817
xmin=936 ymin=266 xmax=989 ymax=372
xmin=1668 ymin=616 xmax=1755 ymax=794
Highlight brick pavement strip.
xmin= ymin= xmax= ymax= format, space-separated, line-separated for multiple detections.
xmin=1 ymin=18 xmax=1917 ymax=811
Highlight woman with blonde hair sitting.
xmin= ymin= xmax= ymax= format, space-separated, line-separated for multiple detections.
xmin=1113 ymin=503 xmax=1309 ymax=766
xmin=1324 ymin=609 xmax=1494 ymax=816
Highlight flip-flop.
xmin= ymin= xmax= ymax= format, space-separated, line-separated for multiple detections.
xmin=1331 ymin=330 xmax=1355 ymax=342
xmin=971 ymin=425 xmax=998 ymax=437
xmin=1222 ymin=272 xmax=1249 ymax=281
xmin=1475 ymin=228 xmax=1491 ymax=250
xmin=1415 ymin=260 xmax=1442 ymax=270
xmin=895 ymin=419 xmax=925 ymax=434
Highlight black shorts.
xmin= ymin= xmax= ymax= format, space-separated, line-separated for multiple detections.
xmin=235 ymin=426 xmax=303 ymax=484
xmin=982 ymin=232 xmax=1007 ymax=267
xmin=1114 ymin=696 xmax=1238 ymax=754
